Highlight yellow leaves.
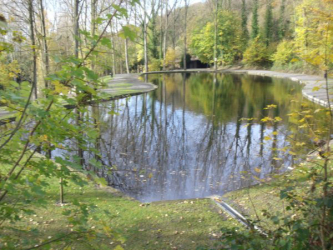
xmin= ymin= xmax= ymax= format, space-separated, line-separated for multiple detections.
xmin=261 ymin=116 xmax=282 ymax=123
xmin=113 ymin=245 xmax=124 ymax=250
xmin=288 ymin=112 xmax=298 ymax=117
xmin=254 ymin=167 xmax=261 ymax=173
xmin=261 ymin=117 xmax=272 ymax=122
xmin=53 ymin=80 xmax=69 ymax=95
xmin=0 ymin=60 xmax=20 ymax=87
xmin=39 ymin=134 xmax=48 ymax=142
xmin=289 ymin=151 xmax=297 ymax=156
xmin=311 ymin=55 xmax=324 ymax=66
xmin=298 ymin=124 xmax=308 ymax=128
xmin=264 ymin=136 xmax=272 ymax=141
xmin=264 ymin=104 xmax=277 ymax=110
xmin=312 ymin=86 xmax=322 ymax=92
xmin=165 ymin=48 xmax=176 ymax=67
xmin=148 ymin=173 xmax=153 ymax=179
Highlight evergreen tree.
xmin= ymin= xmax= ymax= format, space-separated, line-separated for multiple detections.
xmin=264 ymin=0 xmax=273 ymax=45
xmin=241 ymin=0 xmax=249 ymax=43
xmin=251 ymin=0 xmax=259 ymax=39
xmin=278 ymin=0 xmax=286 ymax=40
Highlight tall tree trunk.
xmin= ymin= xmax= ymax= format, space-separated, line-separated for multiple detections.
xmin=28 ymin=0 xmax=37 ymax=99
xmin=74 ymin=0 xmax=84 ymax=166
xmin=39 ymin=0 xmax=50 ymax=89
xmin=163 ymin=1 xmax=168 ymax=70
xmin=91 ymin=0 xmax=97 ymax=71
xmin=124 ymin=1 xmax=130 ymax=74
xmin=74 ymin=0 xmax=79 ymax=58
xmin=143 ymin=0 xmax=148 ymax=72
xmin=214 ymin=0 xmax=218 ymax=71
xmin=183 ymin=0 xmax=188 ymax=70
xmin=124 ymin=38 xmax=130 ymax=73
xmin=110 ymin=23 xmax=116 ymax=75
xmin=159 ymin=0 xmax=163 ymax=61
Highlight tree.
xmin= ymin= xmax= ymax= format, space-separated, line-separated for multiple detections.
xmin=243 ymin=36 xmax=271 ymax=66
xmin=294 ymin=0 xmax=333 ymax=71
xmin=28 ymin=0 xmax=37 ymax=99
xmin=271 ymin=40 xmax=296 ymax=66
xmin=241 ymin=0 xmax=249 ymax=46
xmin=38 ymin=0 xmax=50 ymax=89
xmin=264 ymin=0 xmax=273 ymax=46
xmin=251 ymin=0 xmax=259 ymax=39
xmin=278 ymin=0 xmax=286 ymax=40
xmin=191 ymin=10 xmax=243 ymax=65
xmin=183 ymin=0 xmax=189 ymax=70
xmin=0 ymin=0 xmax=139 ymax=247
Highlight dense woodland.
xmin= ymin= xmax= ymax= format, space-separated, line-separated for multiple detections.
xmin=0 ymin=0 xmax=332 ymax=93
xmin=0 ymin=0 xmax=332 ymax=249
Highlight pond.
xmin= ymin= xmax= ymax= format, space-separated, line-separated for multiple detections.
xmin=78 ymin=72 xmax=315 ymax=202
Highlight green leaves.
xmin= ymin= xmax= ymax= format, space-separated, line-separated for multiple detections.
xmin=110 ymin=4 xmax=128 ymax=18
xmin=119 ymin=26 xmax=137 ymax=41
xmin=100 ymin=37 xmax=112 ymax=48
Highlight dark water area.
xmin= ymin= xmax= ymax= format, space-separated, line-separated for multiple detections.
xmin=78 ymin=72 xmax=309 ymax=202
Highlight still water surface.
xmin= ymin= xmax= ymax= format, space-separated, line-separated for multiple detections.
xmin=81 ymin=73 xmax=308 ymax=202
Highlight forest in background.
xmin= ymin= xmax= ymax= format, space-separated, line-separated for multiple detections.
xmin=0 ymin=0 xmax=332 ymax=96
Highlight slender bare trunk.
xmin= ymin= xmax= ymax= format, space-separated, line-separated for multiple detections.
xmin=124 ymin=1 xmax=130 ymax=73
xmin=91 ymin=0 xmax=97 ymax=71
xmin=39 ymin=0 xmax=50 ymax=89
xmin=163 ymin=1 xmax=168 ymax=70
xmin=214 ymin=0 xmax=218 ymax=71
xmin=124 ymin=38 xmax=130 ymax=73
xmin=74 ymin=0 xmax=84 ymax=166
xmin=143 ymin=0 xmax=148 ymax=72
xmin=28 ymin=0 xmax=37 ymax=99
xmin=111 ymin=23 xmax=116 ymax=75
xmin=74 ymin=0 xmax=79 ymax=58
xmin=160 ymin=0 xmax=163 ymax=60
xmin=183 ymin=0 xmax=188 ymax=70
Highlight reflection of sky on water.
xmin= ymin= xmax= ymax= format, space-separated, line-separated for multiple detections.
xmin=86 ymin=73 xmax=299 ymax=202
xmin=50 ymin=73 xmax=308 ymax=202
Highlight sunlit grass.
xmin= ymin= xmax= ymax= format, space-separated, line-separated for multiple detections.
xmin=223 ymin=158 xmax=333 ymax=229
xmin=1 ymin=156 xmax=239 ymax=249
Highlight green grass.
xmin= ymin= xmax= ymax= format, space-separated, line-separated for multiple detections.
xmin=223 ymin=159 xmax=333 ymax=228
xmin=1 ymin=157 xmax=239 ymax=249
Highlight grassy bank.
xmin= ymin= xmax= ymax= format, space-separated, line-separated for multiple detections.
xmin=223 ymin=157 xmax=333 ymax=230
xmin=1 ymin=160 xmax=239 ymax=249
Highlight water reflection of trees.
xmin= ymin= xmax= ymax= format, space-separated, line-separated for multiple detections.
xmin=85 ymin=73 xmax=306 ymax=202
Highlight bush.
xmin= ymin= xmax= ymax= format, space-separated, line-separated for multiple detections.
xmin=164 ymin=48 xmax=176 ymax=69
xmin=148 ymin=58 xmax=161 ymax=72
xmin=242 ymin=36 xmax=272 ymax=67
xmin=271 ymin=40 xmax=297 ymax=66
